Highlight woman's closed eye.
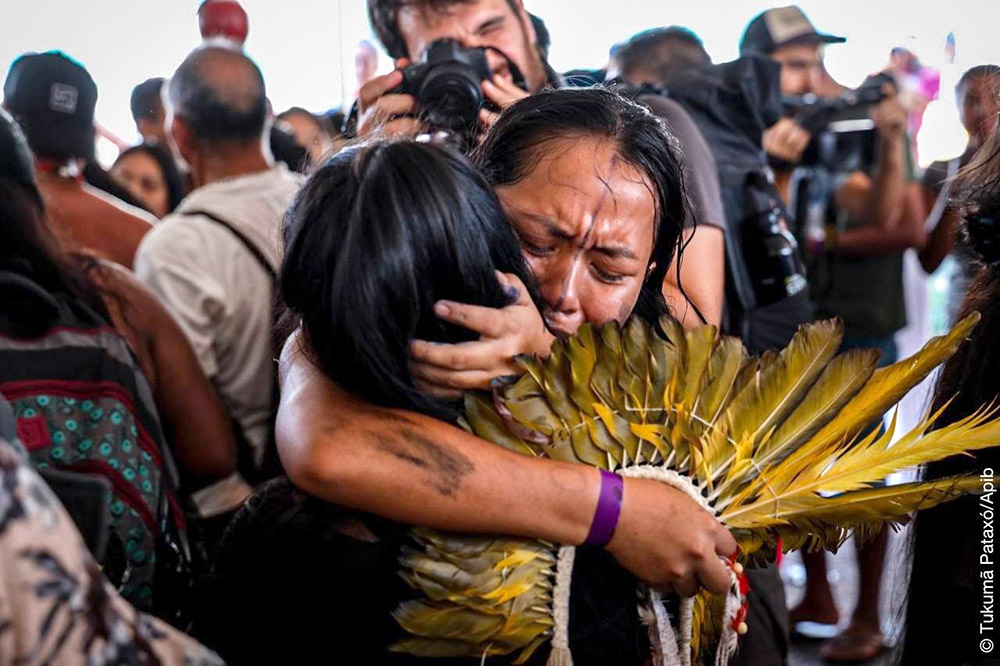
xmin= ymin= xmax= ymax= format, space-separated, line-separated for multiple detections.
xmin=590 ymin=262 xmax=628 ymax=285
xmin=520 ymin=236 xmax=555 ymax=257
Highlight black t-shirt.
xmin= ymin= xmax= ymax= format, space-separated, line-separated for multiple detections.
xmin=744 ymin=290 xmax=814 ymax=353
xmin=809 ymin=149 xmax=916 ymax=340
xmin=810 ymin=240 xmax=907 ymax=340
xmin=204 ymin=478 xmax=649 ymax=665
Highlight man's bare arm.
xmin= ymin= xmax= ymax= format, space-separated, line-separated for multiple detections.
xmin=862 ymin=135 xmax=907 ymax=230
xmin=918 ymin=184 xmax=961 ymax=274
xmin=857 ymin=94 xmax=910 ymax=230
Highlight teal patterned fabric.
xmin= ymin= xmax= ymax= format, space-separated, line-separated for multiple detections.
xmin=12 ymin=393 xmax=161 ymax=608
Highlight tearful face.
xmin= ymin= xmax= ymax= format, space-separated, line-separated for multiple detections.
xmin=497 ymin=136 xmax=657 ymax=338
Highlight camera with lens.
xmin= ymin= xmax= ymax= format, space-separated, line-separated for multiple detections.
xmin=342 ymin=38 xmax=525 ymax=147
xmin=780 ymin=73 xmax=897 ymax=263
xmin=390 ymin=38 xmax=497 ymax=135
xmin=779 ymin=72 xmax=895 ymax=171
xmin=741 ymin=169 xmax=809 ymax=306
xmin=785 ymin=72 xmax=892 ymax=135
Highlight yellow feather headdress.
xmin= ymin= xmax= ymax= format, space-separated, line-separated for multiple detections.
xmin=393 ymin=314 xmax=998 ymax=663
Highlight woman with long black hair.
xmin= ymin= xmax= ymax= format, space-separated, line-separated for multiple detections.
xmin=902 ymin=109 xmax=1000 ymax=665
xmin=205 ymin=88 xmax=738 ymax=664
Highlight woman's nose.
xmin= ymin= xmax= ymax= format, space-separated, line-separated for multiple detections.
xmin=541 ymin=254 xmax=585 ymax=316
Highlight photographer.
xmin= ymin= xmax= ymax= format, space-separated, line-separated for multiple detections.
xmin=617 ymin=26 xmax=712 ymax=88
xmin=354 ymin=0 xmax=554 ymax=139
xmin=741 ymin=7 xmax=926 ymax=662
xmin=919 ymin=64 xmax=1000 ymax=322
xmin=355 ymin=0 xmax=728 ymax=338
xmin=743 ymin=7 xmax=922 ymax=254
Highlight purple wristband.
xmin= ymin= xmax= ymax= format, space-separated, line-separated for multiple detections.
xmin=584 ymin=470 xmax=624 ymax=546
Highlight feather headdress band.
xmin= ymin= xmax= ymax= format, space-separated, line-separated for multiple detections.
xmin=393 ymin=314 xmax=998 ymax=664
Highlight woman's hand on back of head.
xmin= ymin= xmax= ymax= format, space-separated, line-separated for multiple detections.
xmin=409 ymin=272 xmax=555 ymax=399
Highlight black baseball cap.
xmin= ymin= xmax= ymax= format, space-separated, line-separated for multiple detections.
xmin=740 ymin=6 xmax=846 ymax=57
xmin=3 ymin=51 xmax=98 ymax=160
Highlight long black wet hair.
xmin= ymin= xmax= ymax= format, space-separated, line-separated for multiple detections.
xmin=931 ymin=131 xmax=1000 ymax=426
xmin=473 ymin=86 xmax=689 ymax=326
xmin=280 ymin=139 xmax=539 ymax=422
xmin=901 ymin=115 xmax=1000 ymax=665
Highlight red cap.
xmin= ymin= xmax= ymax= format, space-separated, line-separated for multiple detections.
xmin=198 ymin=0 xmax=249 ymax=46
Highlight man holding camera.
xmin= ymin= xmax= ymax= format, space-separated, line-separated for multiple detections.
xmin=741 ymin=6 xmax=925 ymax=662
xmin=356 ymin=0 xmax=549 ymax=138
xmin=743 ymin=6 xmax=921 ymax=258
xmin=356 ymin=0 xmax=727 ymax=333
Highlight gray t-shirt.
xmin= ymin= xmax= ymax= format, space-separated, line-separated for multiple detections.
xmin=638 ymin=94 xmax=726 ymax=232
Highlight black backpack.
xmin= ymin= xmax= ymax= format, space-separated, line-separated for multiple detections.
xmin=615 ymin=56 xmax=813 ymax=352
xmin=0 ymin=267 xmax=194 ymax=621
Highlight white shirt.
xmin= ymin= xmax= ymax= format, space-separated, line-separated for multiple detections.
xmin=135 ymin=165 xmax=302 ymax=515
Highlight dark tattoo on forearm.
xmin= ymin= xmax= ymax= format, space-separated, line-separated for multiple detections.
xmin=371 ymin=427 xmax=474 ymax=498
xmin=323 ymin=406 xmax=418 ymax=438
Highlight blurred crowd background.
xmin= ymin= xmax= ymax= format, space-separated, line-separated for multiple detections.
xmin=2 ymin=0 xmax=996 ymax=170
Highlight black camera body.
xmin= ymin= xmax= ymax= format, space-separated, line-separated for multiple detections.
xmin=391 ymin=38 xmax=494 ymax=133
xmin=783 ymin=73 xmax=892 ymax=135
xmin=781 ymin=74 xmax=898 ymax=266
xmin=741 ymin=169 xmax=809 ymax=306
xmin=779 ymin=72 xmax=895 ymax=171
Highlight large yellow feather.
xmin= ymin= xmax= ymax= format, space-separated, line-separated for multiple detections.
xmin=704 ymin=320 xmax=843 ymax=481
xmin=693 ymin=336 xmax=748 ymax=431
xmin=721 ymin=406 xmax=1000 ymax=522
xmin=750 ymin=348 xmax=879 ymax=472
xmin=726 ymin=476 xmax=982 ymax=530
xmin=393 ymin=315 xmax=997 ymax=663
xmin=776 ymin=313 xmax=980 ymax=482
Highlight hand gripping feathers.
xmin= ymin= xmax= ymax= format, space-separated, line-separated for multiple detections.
xmin=393 ymin=314 xmax=999 ymax=664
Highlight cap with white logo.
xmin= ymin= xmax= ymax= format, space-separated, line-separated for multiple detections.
xmin=3 ymin=51 xmax=98 ymax=160
xmin=49 ymin=82 xmax=79 ymax=115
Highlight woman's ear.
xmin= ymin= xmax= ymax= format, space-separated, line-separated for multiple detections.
xmin=646 ymin=261 xmax=657 ymax=276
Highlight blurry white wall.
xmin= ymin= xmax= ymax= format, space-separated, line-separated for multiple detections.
xmin=534 ymin=0 xmax=1000 ymax=85
xmin=0 ymin=0 xmax=380 ymax=149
